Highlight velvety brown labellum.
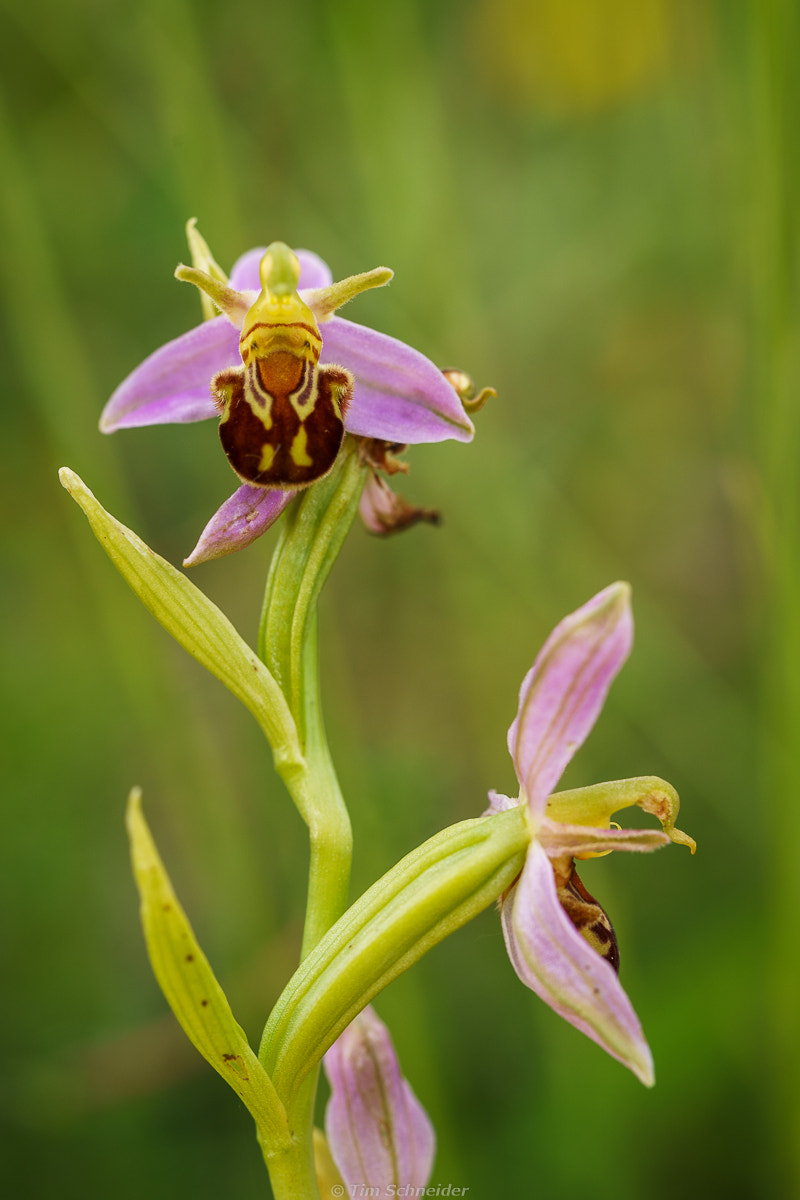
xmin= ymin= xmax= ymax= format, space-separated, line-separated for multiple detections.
xmin=212 ymin=355 xmax=353 ymax=490
xmin=557 ymin=863 xmax=620 ymax=973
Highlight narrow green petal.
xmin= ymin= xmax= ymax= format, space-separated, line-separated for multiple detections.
xmin=185 ymin=218 xmax=230 ymax=321
xmin=174 ymin=263 xmax=250 ymax=327
xmin=539 ymin=821 xmax=670 ymax=857
xmin=59 ymin=469 xmax=305 ymax=795
xmin=304 ymin=267 xmax=394 ymax=322
xmin=126 ymin=790 xmax=290 ymax=1146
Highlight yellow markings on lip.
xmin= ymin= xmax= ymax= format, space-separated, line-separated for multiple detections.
xmin=290 ymin=426 xmax=313 ymax=467
xmin=259 ymin=444 xmax=276 ymax=472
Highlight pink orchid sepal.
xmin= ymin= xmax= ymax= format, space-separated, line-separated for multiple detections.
xmin=100 ymin=224 xmax=478 ymax=564
xmin=183 ymin=485 xmax=294 ymax=567
xmin=356 ymin=438 xmax=441 ymax=537
xmin=490 ymin=583 xmax=695 ymax=1086
xmin=323 ymin=1006 xmax=435 ymax=1197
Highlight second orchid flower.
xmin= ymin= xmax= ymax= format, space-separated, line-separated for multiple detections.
xmin=487 ymin=583 xmax=695 ymax=1085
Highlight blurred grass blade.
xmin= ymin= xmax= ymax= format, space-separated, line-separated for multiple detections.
xmin=59 ymin=468 xmax=308 ymax=792
xmin=126 ymin=789 xmax=291 ymax=1146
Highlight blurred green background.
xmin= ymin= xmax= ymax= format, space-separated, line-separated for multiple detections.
xmin=2 ymin=0 xmax=797 ymax=1196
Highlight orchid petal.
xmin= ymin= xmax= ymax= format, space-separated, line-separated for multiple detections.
xmin=174 ymin=265 xmax=250 ymax=326
xmin=297 ymin=249 xmax=334 ymax=291
xmin=320 ymin=316 xmax=474 ymax=444
xmin=183 ymin=484 xmax=294 ymax=566
xmin=230 ymin=246 xmax=333 ymax=292
xmin=508 ymin=583 xmax=633 ymax=818
xmin=305 ymin=267 xmax=394 ymax=321
xmin=483 ymin=790 xmax=522 ymax=817
xmin=185 ymin=220 xmax=229 ymax=322
xmin=358 ymin=471 xmax=440 ymax=536
xmin=324 ymin=1007 xmax=435 ymax=1197
xmin=501 ymin=842 xmax=654 ymax=1085
xmin=546 ymin=776 xmax=696 ymax=853
xmin=100 ymin=316 xmax=239 ymax=432
xmin=228 ymin=246 xmax=264 ymax=291
xmin=538 ymin=818 xmax=670 ymax=858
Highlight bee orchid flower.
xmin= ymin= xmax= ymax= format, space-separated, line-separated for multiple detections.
xmin=100 ymin=225 xmax=478 ymax=565
xmin=489 ymin=583 xmax=695 ymax=1086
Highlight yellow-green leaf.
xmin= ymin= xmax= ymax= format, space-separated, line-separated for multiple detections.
xmin=59 ymin=468 xmax=306 ymax=795
xmin=126 ymin=789 xmax=290 ymax=1147
xmin=260 ymin=806 xmax=530 ymax=1108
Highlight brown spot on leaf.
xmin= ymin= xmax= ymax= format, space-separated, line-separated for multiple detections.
xmin=222 ymin=1053 xmax=249 ymax=1081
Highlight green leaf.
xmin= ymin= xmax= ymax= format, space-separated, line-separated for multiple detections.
xmin=260 ymin=805 xmax=530 ymax=1110
xmin=126 ymin=789 xmax=291 ymax=1147
xmin=59 ymin=468 xmax=306 ymax=795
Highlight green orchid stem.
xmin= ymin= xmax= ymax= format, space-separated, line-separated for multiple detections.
xmin=295 ymin=616 xmax=353 ymax=958
xmin=258 ymin=1112 xmax=319 ymax=1200
xmin=259 ymin=439 xmax=363 ymax=737
xmin=259 ymin=443 xmax=363 ymax=955
xmin=257 ymin=444 xmax=365 ymax=1199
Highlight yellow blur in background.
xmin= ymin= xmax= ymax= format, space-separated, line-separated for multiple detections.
xmin=471 ymin=0 xmax=678 ymax=114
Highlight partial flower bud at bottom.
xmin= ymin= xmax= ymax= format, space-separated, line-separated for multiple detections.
xmin=324 ymin=1006 xmax=435 ymax=1197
